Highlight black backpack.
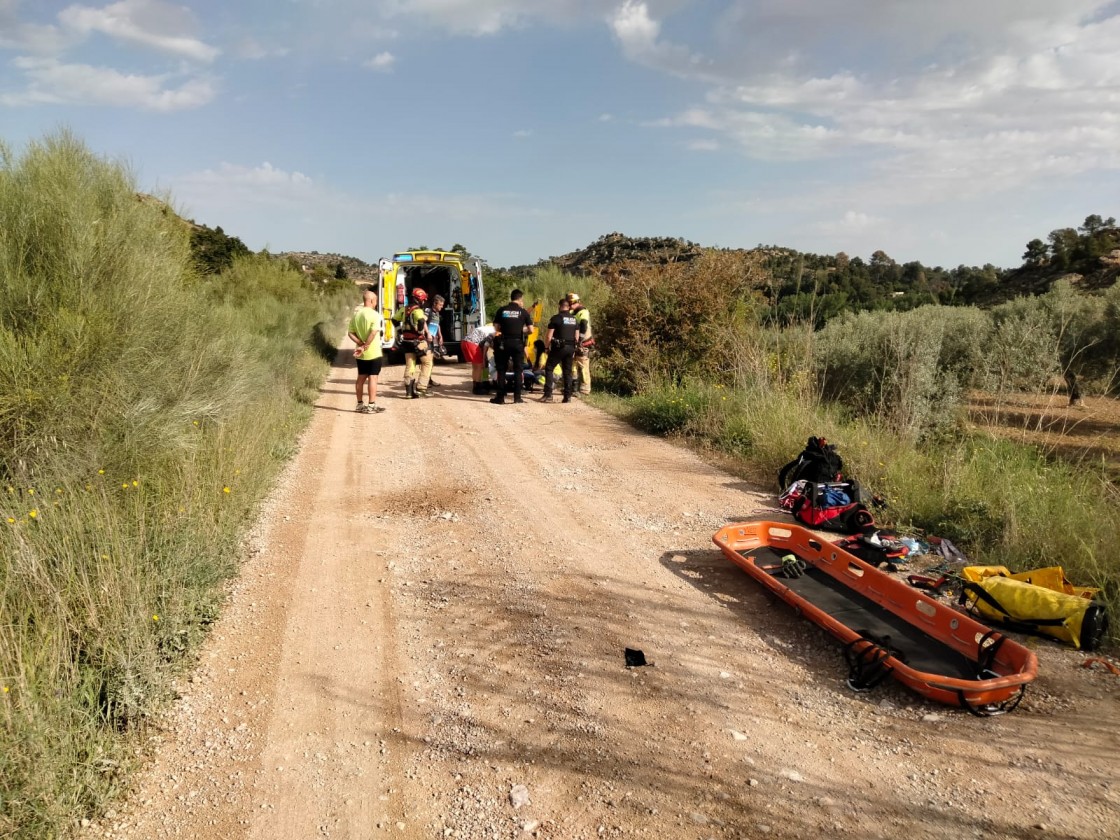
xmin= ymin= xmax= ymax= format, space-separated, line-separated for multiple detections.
xmin=778 ymin=436 xmax=844 ymax=492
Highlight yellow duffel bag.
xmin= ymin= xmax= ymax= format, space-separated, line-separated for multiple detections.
xmin=960 ymin=565 xmax=1108 ymax=651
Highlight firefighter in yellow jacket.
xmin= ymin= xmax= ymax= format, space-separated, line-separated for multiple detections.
xmin=567 ymin=291 xmax=592 ymax=395
xmin=400 ymin=288 xmax=434 ymax=398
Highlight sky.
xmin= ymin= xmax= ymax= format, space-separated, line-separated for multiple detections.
xmin=2 ymin=1 xmax=1119 ymax=270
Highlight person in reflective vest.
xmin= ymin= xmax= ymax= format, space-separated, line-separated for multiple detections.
xmin=400 ymin=288 xmax=433 ymax=398
xmin=567 ymin=291 xmax=592 ymax=395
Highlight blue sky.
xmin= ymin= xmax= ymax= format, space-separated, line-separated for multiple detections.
xmin=2 ymin=1 xmax=1118 ymax=269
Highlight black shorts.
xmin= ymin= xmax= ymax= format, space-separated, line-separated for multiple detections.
xmin=357 ymin=357 xmax=383 ymax=376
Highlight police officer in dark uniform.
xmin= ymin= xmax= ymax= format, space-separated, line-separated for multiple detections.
xmin=491 ymin=289 xmax=534 ymax=405
xmin=540 ymin=297 xmax=578 ymax=403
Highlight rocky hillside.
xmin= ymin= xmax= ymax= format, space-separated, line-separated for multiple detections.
xmin=506 ymin=232 xmax=709 ymax=278
xmin=278 ymin=251 xmax=377 ymax=284
xmin=987 ymin=248 xmax=1120 ymax=303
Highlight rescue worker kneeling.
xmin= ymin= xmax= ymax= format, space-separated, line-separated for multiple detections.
xmin=539 ymin=297 xmax=578 ymax=403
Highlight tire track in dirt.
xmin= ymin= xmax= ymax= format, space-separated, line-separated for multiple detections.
xmin=243 ymin=375 xmax=420 ymax=839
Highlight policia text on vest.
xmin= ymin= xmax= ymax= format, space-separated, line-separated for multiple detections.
xmin=491 ymin=290 xmax=534 ymax=405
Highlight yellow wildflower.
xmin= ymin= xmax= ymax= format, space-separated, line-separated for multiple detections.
xmin=132 ymin=480 xmax=139 ymax=487
xmin=152 ymin=614 xmax=160 ymax=623
xmin=26 ymin=488 xmax=34 ymax=496
xmin=28 ymin=510 xmax=38 ymax=519
xmin=98 ymin=469 xmax=105 ymax=475
xmin=6 ymin=517 xmax=14 ymax=524
xmin=223 ymin=486 xmax=231 ymax=494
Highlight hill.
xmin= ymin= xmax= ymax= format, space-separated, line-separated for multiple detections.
xmin=276 ymin=251 xmax=377 ymax=284
xmin=510 ymin=232 xmax=708 ymax=277
xmin=507 ymin=225 xmax=1119 ymax=318
xmin=981 ymin=248 xmax=1120 ymax=304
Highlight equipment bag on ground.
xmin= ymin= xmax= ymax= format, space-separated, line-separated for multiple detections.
xmin=782 ymin=479 xmax=874 ymax=534
xmin=778 ymin=436 xmax=844 ymax=492
xmin=959 ymin=565 xmax=1108 ymax=651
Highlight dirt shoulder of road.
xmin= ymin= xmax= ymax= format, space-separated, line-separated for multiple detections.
xmin=84 ymin=354 xmax=1120 ymax=840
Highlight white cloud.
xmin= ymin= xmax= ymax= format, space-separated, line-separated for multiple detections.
xmin=363 ymin=51 xmax=395 ymax=71
xmin=817 ymin=211 xmax=884 ymax=236
xmin=175 ymin=162 xmax=315 ymax=202
xmin=0 ymin=0 xmax=219 ymax=111
xmin=653 ymin=107 xmax=837 ymax=161
xmin=640 ymin=2 xmax=1120 ymax=201
xmin=513 ymin=129 xmax=532 ymax=138
xmin=233 ymin=37 xmax=290 ymax=61
xmin=686 ymin=138 xmax=718 ymax=152
xmin=0 ymin=2 xmax=73 ymax=54
xmin=609 ymin=0 xmax=698 ymax=77
xmin=709 ymin=1 xmax=1107 ymax=76
xmin=380 ymin=0 xmax=606 ymax=35
xmin=58 ymin=0 xmax=219 ymax=62
xmin=1 ymin=56 xmax=215 ymax=110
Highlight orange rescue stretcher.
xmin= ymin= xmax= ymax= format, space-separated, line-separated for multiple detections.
xmin=712 ymin=521 xmax=1039 ymax=716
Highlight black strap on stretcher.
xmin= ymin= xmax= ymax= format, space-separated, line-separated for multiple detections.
xmin=959 ymin=580 xmax=1067 ymax=634
xmin=843 ymin=630 xmax=906 ymax=691
xmin=955 ymin=629 xmax=1027 ymax=717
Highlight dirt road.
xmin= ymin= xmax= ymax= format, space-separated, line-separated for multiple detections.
xmin=87 ymin=350 xmax=1120 ymax=840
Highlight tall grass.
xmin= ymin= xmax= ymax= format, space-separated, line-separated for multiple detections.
xmin=0 ymin=132 xmax=349 ymax=838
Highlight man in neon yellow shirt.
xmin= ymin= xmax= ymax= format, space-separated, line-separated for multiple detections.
xmin=347 ymin=288 xmax=385 ymax=413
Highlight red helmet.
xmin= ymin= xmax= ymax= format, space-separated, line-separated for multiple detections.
xmin=411 ymin=288 xmax=428 ymax=303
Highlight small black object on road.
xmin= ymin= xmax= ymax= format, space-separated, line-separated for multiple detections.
xmin=624 ymin=648 xmax=651 ymax=667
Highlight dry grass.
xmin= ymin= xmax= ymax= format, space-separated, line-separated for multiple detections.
xmin=968 ymin=390 xmax=1120 ymax=478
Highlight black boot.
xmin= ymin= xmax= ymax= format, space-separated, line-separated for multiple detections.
xmin=490 ymin=394 xmax=505 ymax=404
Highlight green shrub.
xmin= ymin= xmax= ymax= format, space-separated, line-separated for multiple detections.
xmin=815 ymin=306 xmax=976 ymax=437
xmin=628 ymin=384 xmax=710 ymax=435
xmin=985 ymin=297 xmax=1060 ymax=392
xmin=594 ymin=251 xmax=766 ymax=393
